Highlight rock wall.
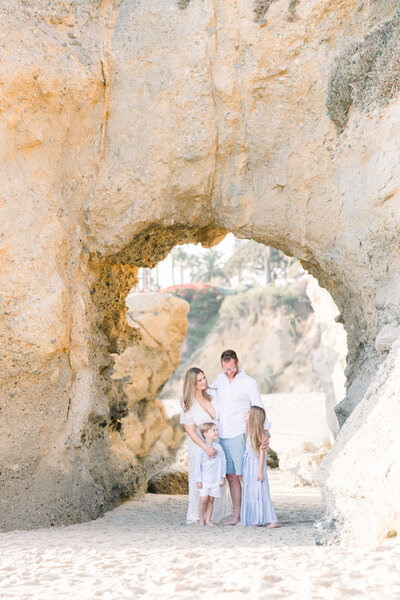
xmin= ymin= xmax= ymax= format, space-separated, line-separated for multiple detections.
xmin=1 ymin=0 xmax=400 ymax=542
xmin=317 ymin=340 xmax=400 ymax=545
xmin=111 ymin=293 xmax=189 ymax=478
xmin=306 ymin=276 xmax=348 ymax=439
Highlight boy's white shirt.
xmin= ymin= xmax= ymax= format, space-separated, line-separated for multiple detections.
xmin=195 ymin=442 xmax=226 ymax=484
xmin=211 ymin=369 xmax=271 ymax=439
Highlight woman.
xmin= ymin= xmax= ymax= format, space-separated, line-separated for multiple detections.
xmin=180 ymin=367 xmax=232 ymax=524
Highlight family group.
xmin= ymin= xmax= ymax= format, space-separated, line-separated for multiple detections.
xmin=180 ymin=349 xmax=280 ymax=528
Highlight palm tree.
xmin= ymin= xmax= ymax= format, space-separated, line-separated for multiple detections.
xmin=171 ymin=247 xmax=190 ymax=284
xmin=185 ymin=254 xmax=200 ymax=282
xmin=193 ymin=249 xmax=228 ymax=283
xmin=225 ymin=240 xmax=295 ymax=286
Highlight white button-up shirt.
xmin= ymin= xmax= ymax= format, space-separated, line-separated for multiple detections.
xmin=211 ymin=370 xmax=270 ymax=439
xmin=194 ymin=442 xmax=226 ymax=484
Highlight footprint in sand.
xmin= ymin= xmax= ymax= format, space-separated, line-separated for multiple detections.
xmin=263 ymin=575 xmax=282 ymax=584
xmin=182 ymin=550 xmax=197 ymax=558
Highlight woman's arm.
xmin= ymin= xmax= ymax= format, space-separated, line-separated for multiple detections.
xmin=184 ymin=424 xmax=216 ymax=457
xmin=257 ymin=447 xmax=265 ymax=482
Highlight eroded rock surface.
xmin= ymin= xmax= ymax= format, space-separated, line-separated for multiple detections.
xmin=318 ymin=339 xmax=400 ymax=545
xmin=148 ymin=468 xmax=189 ymax=495
xmin=110 ymin=293 xmax=189 ymax=478
xmin=1 ymin=0 xmax=400 ymax=542
xmin=306 ymin=276 xmax=348 ymax=437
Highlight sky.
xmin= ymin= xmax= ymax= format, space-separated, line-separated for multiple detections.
xmin=144 ymin=232 xmax=237 ymax=289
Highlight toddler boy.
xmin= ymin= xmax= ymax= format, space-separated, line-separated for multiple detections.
xmin=195 ymin=422 xmax=226 ymax=526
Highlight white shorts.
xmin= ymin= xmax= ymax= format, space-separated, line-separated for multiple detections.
xmin=199 ymin=482 xmax=221 ymax=498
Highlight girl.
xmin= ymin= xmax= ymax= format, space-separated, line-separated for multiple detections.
xmin=241 ymin=406 xmax=280 ymax=528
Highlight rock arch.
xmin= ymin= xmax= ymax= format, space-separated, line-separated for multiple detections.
xmin=1 ymin=0 xmax=399 ymax=542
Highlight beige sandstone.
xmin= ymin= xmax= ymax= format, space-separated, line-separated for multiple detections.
xmin=1 ymin=0 xmax=400 ymax=544
xmin=147 ymin=467 xmax=189 ymax=495
xmin=317 ymin=339 xmax=400 ymax=545
xmin=110 ymin=292 xmax=189 ymax=478
xmin=306 ymin=275 xmax=348 ymax=439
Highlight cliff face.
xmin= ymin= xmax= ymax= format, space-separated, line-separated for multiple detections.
xmin=111 ymin=293 xmax=189 ymax=478
xmin=163 ymin=278 xmax=347 ymax=428
xmin=306 ymin=276 xmax=348 ymax=439
xmin=163 ymin=279 xmax=323 ymax=398
xmin=1 ymin=0 xmax=400 ymax=542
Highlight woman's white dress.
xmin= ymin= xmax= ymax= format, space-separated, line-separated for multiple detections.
xmin=180 ymin=391 xmax=232 ymax=524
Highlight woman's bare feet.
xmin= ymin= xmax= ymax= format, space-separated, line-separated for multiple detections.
xmin=267 ymin=522 xmax=281 ymax=529
xmin=222 ymin=517 xmax=241 ymax=526
xmin=198 ymin=521 xmax=205 ymax=526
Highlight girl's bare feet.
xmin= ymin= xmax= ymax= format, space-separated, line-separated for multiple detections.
xmin=267 ymin=522 xmax=281 ymax=529
xmin=206 ymin=522 xmax=215 ymax=526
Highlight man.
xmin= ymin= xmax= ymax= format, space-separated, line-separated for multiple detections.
xmin=212 ymin=349 xmax=270 ymax=525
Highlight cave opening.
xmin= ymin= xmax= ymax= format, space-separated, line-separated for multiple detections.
xmin=110 ymin=232 xmax=348 ymax=502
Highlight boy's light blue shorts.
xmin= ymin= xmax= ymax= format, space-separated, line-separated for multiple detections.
xmin=219 ymin=433 xmax=245 ymax=475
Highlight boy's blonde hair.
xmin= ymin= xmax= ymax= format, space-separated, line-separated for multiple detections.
xmin=246 ymin=406 xmax=266 ymax=455
xmin=199 ymin=422 xmax=216 ymax=440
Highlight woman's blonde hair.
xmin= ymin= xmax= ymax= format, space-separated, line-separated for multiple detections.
xmin=246 ymin=406 xmax=266 ymax=455
xmin=183 ymin=367 xmax=212 ymax=412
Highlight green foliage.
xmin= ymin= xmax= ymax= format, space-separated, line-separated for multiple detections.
xmin=168 ymin=239 xmax=300 ymax=289
xmin=259 ymin=364 xmax=276 ymax=394
xmin=192 ymin=249 xmax=228 ymax=284
xmin=225 ymin=240 xmax=297 ymax=285
xmin=288 ymin=316 xmax=298 ymax=338
xmin=170 ymin=247 xmax=201 ymax=284
xmin=163 ymin=283 xmax=226 ymax=353
xmin=185 ymin=314 xmax=220 ymax=353
xmin=177 ymin=0 xmax=190 ymax=9
xmin=164 ymin=283 xmax=224 ymax=312
xmin=219 ymin=285 xmax=309 ymax=322
xmin=327 ymin=6 xmax=400 ymax=132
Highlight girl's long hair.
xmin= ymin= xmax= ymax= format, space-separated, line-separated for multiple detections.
xmin=246 ymin=406 xmax=266 ymax=455
xmin=183 ymin=367 xmax=212 ymax=412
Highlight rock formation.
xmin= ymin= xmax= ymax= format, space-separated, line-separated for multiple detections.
xmin=148 ymin=468 xmax=189 ymax=495
xmin=110 ymin=292 xmax=189 ymax=479
xmin=318 ymin=339 xmax=400 ymax=545
xmin=306 ymin=276 xmax=348 ymax=439
xmin=1 ymin=0 xmax=400 ymax=543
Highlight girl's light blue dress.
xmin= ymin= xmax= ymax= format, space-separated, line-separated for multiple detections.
xmin=241 ymin=435 xmax=278 ymax=526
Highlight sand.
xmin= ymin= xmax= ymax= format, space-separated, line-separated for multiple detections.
xmin=1 ymin=471 xmax=399 ymax=600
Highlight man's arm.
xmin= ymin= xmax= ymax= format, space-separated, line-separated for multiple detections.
xmin=217 ymin=444 xmax=226 ymax=486
xmin=218 ymin=444 xmax=226 ymax=478
xmin=257 ymin=447 xmax=265 ymax=482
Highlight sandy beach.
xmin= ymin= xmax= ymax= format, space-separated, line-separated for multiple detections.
xmin=1 ymin=471 xmax=399 ymax=600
